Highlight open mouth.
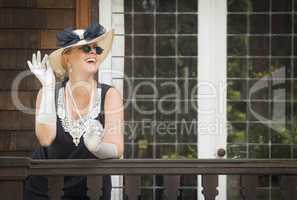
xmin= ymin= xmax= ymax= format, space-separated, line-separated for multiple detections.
xmin=85 ymin=58 xmax=96 ymax=64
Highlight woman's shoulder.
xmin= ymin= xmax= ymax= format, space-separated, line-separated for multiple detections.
xmin=98 ymin=82 xmax=114 ymax=90
xmin=103 ymin=85 xmax=122 ymax=104
xmin=97 ymin=83 xmax=121 ymax=103
xmin=98 ymin=82 xmax=116 ymax=98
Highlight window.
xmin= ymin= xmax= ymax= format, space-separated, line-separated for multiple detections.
xmin=123 ymin=0 xmax=198 ymax=199
xmin=104 ymin=0 xmax=295 ymax=199
xmin=227 ymin=0 xmax=296 ymax=198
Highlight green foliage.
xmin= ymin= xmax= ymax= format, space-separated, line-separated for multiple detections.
xmin=161 ymin=145 xmax=197 ymax=159
xmin=138 ymin=139 xmax=148 ymax=150
xmin=228 ymin=89 xmax=241 ymax=100
xmin=228 ymin=0 xmax=253 ymax=12
xmin=227 ymin=104 xmax=246 ymax=121
xmin=227 ymin=58 xmax=246 ymax=77
xmin=228 ymin=130 xmax=245 ymax=143
xmin=272 ymin=127 xmax=291 ymax=144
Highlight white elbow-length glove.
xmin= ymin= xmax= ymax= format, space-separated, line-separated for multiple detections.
xmin=83 ymin=120 xmax=118 ymax=159
xmin=27 ymin=51 xmax=56 ymax=126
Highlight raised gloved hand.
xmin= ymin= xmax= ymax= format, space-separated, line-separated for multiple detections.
xmin=27 ymin=51 xmax=55 ymax=88
xmin=27 ymin=51 xmax=56 ymax=125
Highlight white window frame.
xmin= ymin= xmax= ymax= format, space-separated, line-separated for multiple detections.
xmin=99 ymin=0 xmax=124 ymax=200
xmin=198 ymin=0 xmax=227 ymax=199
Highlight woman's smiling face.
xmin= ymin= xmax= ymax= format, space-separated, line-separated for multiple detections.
xmin=65 ymin=42 xmax=104 ymax=75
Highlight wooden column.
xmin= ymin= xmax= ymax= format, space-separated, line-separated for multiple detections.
xmin=76 ymin=0 xmax=91 ymax=28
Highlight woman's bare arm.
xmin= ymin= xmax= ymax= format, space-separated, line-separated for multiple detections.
xmin=102 ymin=87 xmax=124 ymax=157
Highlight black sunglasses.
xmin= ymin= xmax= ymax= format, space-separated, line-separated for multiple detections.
xmin=79 ymin=45 xmax=104 ymax=55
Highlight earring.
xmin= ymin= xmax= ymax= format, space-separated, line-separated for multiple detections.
xmin=68 ymin=64 xmax=73 ymax=73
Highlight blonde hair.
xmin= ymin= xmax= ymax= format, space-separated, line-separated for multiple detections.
xmin=52 ymin=49 xmax=71 ymax=80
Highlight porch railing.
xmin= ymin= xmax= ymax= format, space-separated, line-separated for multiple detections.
xmin=1 ymin=157 xmax=297 ymax=200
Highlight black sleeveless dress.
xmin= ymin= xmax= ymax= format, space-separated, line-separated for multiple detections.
xmin=24 ymin=80 xmax=112 ymax=200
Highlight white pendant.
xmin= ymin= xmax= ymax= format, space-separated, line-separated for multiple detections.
xmin=70 ymin=123 xmax=84 ymax=146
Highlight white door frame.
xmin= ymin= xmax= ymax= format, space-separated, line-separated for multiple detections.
xmin=198 ymin=0 xmax=227 ymax=199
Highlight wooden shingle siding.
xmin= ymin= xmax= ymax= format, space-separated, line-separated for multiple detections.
xmin=0 ymin=9 xmax=74 ymax=29
xmin=0 ymin=49 xmax=52 ymax=69
xmin=0 ymin=0 xmax=74 ymax=8
xmin=0 ymin=111 xmax=35 ymax=130
xmin=0 ymin=0 xmax=81 ymax=156
xmin=0 ymin=30 xmax=41 ymax=49
xmin=0 ymin=91 xmax=37 ymax=110
xmin=0 ymin=71 xmax=40 ymax=90
xmin=0 ymin=131 xmax=37 ymax=152
xmin=0 ymin=0 xmax=35 ymax=8
xmin=36 ymin=0 xmax=74 ymax=8
xmin=0 ymin=9 xmax=45 ymax=29
xmin=45 ymin=10 xmax=75 ymax=29
xmin=40 ymin=30 xmax=60 ymax=49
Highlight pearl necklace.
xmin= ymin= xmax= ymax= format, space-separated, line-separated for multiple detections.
xmin=65 ymin=80 xmax=95 ymax=146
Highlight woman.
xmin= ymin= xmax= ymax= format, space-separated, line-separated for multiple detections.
xmin=24 ymin=23 xmax=124 ymax=200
